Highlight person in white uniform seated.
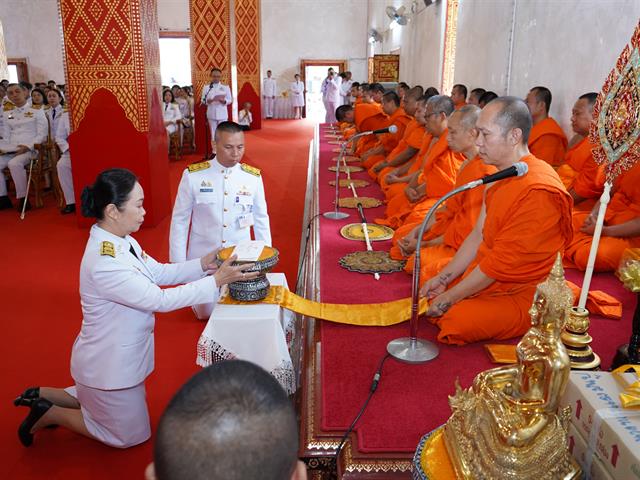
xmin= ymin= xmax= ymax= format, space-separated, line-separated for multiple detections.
xmin=13 ymin=168 xmax=257 ymax=449
xmin=146 ymin=360 xmax=307 ymax=480
xmin=54 ymin=104 xmax=76 ymax=214
xmin=238 ymin=101 xmax=253 ymax=131
xmin=162 ymin=89 xmax=182 ymax=140
xmin=290 ymin=74 xmax=305 ymax=120
xmin=170 ymin=121 xmax=272 ymax=320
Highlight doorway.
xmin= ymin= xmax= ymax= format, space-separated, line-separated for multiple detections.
xmin=158 ymin=37 xmax=192 ymax=87
xmin=300 ymin=59 xmax=347 ymax=123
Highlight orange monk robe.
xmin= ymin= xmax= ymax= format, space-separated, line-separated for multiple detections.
xmin=565 ymin=163 xmax=640 ymax=272
xmin=556 ymin=137 xmax=605 ymax=211
xmin=361 ymin=107 xmax=413 ymax=170
xmin=432 ymin=155 xmax=573 ymax=345
xmin=381 ymin=132 xmax=433 ymax=201
xmin=377 ymin=121 xmax=426 ymax=187
xmin=454 ymin=101 xmax=467 ymax=110
xmin=353 ymin=103 xmax=389 ymax=157
xmin=378 ymin=130 xmax=464 ymax=229
xmin=528 ymin=117 xmax=568 ymax=167
xmin=354 ymin=97 xmax=363 ymax=105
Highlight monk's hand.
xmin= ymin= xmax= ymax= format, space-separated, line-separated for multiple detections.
xmin=406 ymin=188 xmax=421 ymax=203
xmin=386 ymin=174 xmax=399 ymax=184
xmin=580 ymin=214 xmax=596 ymax=235
xmin=399 ymin=231 xmax=418 ymax=256
xmin=420 ymin=272 xmax=452 ymax=300
xmin=373 ymin=162 xmax=387 ymax=173
xmin=426 ymin=291 xmax=455 ymax=317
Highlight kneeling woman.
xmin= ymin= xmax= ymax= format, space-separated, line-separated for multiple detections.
xmin=15 ymin=168 xmax=256 ymax=448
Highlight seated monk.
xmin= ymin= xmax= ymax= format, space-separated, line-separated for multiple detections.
xmin=525 ymin=86 xmax=567 ymax=167
xmin=564 ymin=162 xmax=640 ymax=272
xmin=335 ymin=105 xmax=356 ymax=139
xmin=396 ymin=81 xmax=410 ymax=102
xmin=468 ymin=87 xmax=486 ymax=106
xmin=420 ymin=97 xmax=573 ymax=345
xmin=450 ymin=84 xmax=467 ymax=110
xmin=556 ymin=92 xmax=604 ymax=211
xmin=368 ymin=87 xmax=424 ymax=181
xmin=478 ymin=91 xmax=498 ymax=108
xmin=351 ymin=86 xmax=389 ymax=158
xmin=352 ymin=82 xmax=365 ymax=105
xmin=361 ymin=91 xmax=412 ymax=170
xmin=390 ymin=106 xmax=496 ymax=279
xmin=376 ymin=95 xmax=464 ymax=229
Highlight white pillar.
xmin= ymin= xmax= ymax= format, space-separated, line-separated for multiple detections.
xmin=0 ymin=20 xmax=9 ymax=80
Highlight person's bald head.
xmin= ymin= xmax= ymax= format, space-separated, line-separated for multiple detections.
xmin=478 ymin=91 xmax=498 ymax=108
xmin=526 ymin=86 xmax=552 ymax=119
xmin=402 ymin=87 xmax=423 ymax=117
xmin=424 ymin=95 xmax=454 ymax=136
xmin=150 ymin=361 xmax=306 ymax=480
xmin=447 ymin=105 xmax=480 ymax=154
xmin=468 ymin=88 xmax=486 ymax=106
xmin=476 ymin=96 xmax=531 ymax=167
xmin=571 ymin=92 xmax=597 ymax=136
xmin=370 ymin=83 xmax=385 ymax=103
xmin=397 ymin=82 xmax=410 ymax=100
xmin=336 ymin=104 xmax=354 ymax=123
xmin=381 ymin=91 xmax=400 ymax=115
xmin=451 ymin=84 xmax=467 ymax=104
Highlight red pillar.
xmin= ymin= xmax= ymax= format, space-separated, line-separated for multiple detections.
xmin=59 ymin=0 xmax=169 ymax=226
xmin=190 ymin=0 xmax=232 ymax=155
xmin=235 ymin=0 xmax=262 ymax=129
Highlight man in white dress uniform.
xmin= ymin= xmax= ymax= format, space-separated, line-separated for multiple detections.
xmin=263 ymin=70 xmax=277 ymax=119
xmin=169 ymin=121 xmax=272 ymax=320
xmin=200 ymin=68 xmax=232 ymax=143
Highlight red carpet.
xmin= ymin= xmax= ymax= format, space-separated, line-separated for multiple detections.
xmin=0 ymin=119 xmax=313 ymax=479
xmin=316 ymin=128 xmax=636 ymax=453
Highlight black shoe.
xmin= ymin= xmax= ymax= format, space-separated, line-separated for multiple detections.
xmin=0 ymin=195 xmax=12 ymax=210
xmin=60 ymin=204 xmax=76 ymax=215
xmin=18 ymin=398 xmax=53 ymax=447
xmin=16 ymin=198 xmax=31 ymax=212
xmin=14 ymin=387 xmax=40 ymax=407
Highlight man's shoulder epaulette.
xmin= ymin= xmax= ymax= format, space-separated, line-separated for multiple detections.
xmin=100 ymin=241 xmax=116 ymax=257
xmin=3 ymin=102 xmax=15 ymax=112
xmin=32 ymin=104 xmax=43 ymax=110
xmin=188 ymin=161 xmax=211 ymax=173
xmin=240 ymin=163 xmax=261 ymax=177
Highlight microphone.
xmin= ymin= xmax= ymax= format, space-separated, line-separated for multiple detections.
xmin=367 ymin=125 xmax=398 ymax=135
xmin=461 ymin=161 xmax=528 ymax=190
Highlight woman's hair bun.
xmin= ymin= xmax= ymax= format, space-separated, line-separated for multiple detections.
xmin=80 ymin=185 xmax=97 ymax=218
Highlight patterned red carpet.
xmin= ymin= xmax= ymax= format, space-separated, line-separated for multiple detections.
xmin=0 ymin=119 xmax=313 ymax=479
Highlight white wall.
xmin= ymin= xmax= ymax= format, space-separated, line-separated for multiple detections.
xmin=261 ymin=0 xmax=369 ymax=93
xmin=157 ymin=0 xmax=189 ymax=31
xmin=0 ymin=0 xmax=65 ymax=82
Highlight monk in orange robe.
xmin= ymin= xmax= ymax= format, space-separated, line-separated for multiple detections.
xmin=525 ymin=86 xmax=568 ymax=167
xmin=335 ymin=105 xmax=356 ymax=140
xmin=468 ymin=88 xmax=486 ymax=106
xmin=564 ymin=162 xmax=640 ymax=272
xmin=421 ymin=97 xmax=573 ymax=345
xmin=352 ymin=97 xmax=389 ymax=158
xmin=368 ymin=88 xmax=424 ymax=181
xmin=451 ymin=84 xmax=467 ymax=110
xmin=377 ymin=95 xmax=464 ymax=229
xmin=556 ymin=93 xmax=604 ymax=211
xmin=390 ymin=106 xmax=496 ymax=277
xmin=361 ymin=91 xmax=413 ymax=169
xmin=350 ymin=82 xmax=362 ymax=105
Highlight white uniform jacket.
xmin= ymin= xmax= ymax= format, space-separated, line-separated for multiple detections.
xmin=71 ymin=225 xmax=219 ymax=390
xmin=325 ymin=77 xmax=341 ymax=104
xmin=201 ymin=83 xmax=232 ymax=120
xmin=0 ymin=103 xmax=48 ymax=152
xmin=263 ymin=77 xmax=277 ymax=97
xmin=162 ymin=101 xmax=182 ymax=124
xmin=46 ymin=104 xmax=64 ymax=139
xmin=169 ymin=158 xmax=272 ymax=263
xmin=290 ymin=81 xmax=305 ymax=107
xmin=55 ymin=111 xmax=70 ymax=155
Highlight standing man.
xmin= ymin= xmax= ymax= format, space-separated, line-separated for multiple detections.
xmin=0 ymin=83 xmax=48 ymax=211
xmin=339 ymin=71 xmax=353 ymax=106
xmin=262 ymin=70 xmax=277 ymax=119
xmin=323 ymin=70 xmax=341 ymax=123
xmin=201 ymin=68 xmax=232 ymax=144
xmin=169 ymin=121 xmax=272 ymax=320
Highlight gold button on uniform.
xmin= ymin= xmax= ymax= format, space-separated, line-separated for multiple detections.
xmin=223 ymin=224 xmax=227 ymax=228
xmin=224 ymin=208 xmax=228 ymax=212
xmin=224 ymin=191 xmax=228 ymax=196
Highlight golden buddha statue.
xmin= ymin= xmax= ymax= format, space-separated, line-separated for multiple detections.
xmin=443 ymin=254 xmax=581 ymax=479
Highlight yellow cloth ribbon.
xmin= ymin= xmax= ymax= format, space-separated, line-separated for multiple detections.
xmin=612 ymin=364 xmax=640 ymax=408
xmin=219 ymin=285 xmax=428 ymax=327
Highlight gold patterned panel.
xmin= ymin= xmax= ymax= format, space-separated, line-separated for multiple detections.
xmin=372 ymin=54 xmax=399 ymax=82
xmin=190 ymin=0 xmax=232 ymax=102
xmin=441 ymin=0 xmax=459 ymax=95
xmin=59 ymin=0 xmax=155 ymax=132
xmin=235 ymin=0 xmax=260 ymax=97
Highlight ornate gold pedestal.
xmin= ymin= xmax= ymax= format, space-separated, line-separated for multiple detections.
xmin=561 ymin=306 xmax=601 ymax=370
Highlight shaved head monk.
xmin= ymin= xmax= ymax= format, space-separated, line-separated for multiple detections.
xmin=397 ymin=82 xmax=410 ymax=101
xmin=420 ymin=97 xmax=573 ymax=345
xmin=468 ymin=88 xmax=486 ymax=106
xmin=352 ymin=90 xmax=389 ymax=158
xmin=478 ymin=91 xmax=498 ymax=108
xmin=370 ymin=83 xmax=386 ymax=104
xmin=335 ymin=105 xmax=356 ymax=139
xmin=368 ymin=87 xmax=424 ymax=179
xmin=377 ymin=95 xmax=464 ymax=229
xmin=556 ymin=93 xmax=604 ymax=211
xmin=565 ymin=161 xmax=640 ymax=272
xmin=392 ymin=106 xmax=496 ymax=275
xmin=526 ymin=86 xmax=568 ymax=167
xmin=361 ymin=91 xmax=412 ymax=169
xmin=451 ymin=84 xmax=467 ymax=109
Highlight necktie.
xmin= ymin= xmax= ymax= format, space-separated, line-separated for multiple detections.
xmin=52 ymin=109 xmax=56 ymax=120
xmin=129 ymin=244 xmax=139 ymax=260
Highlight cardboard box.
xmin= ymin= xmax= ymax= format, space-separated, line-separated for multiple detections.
xmin=568 ymin=423 xmax=614 ymax=480
xmin=561 ymin=371 xmax=640 ymax=480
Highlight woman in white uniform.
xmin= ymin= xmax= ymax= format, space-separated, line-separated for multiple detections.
xmin=290 ymin=74 xmax=305 ymax=120
xmin=14 ymin=168 xmax=256 ymax=448
xmin=162 ymin=89 xmax=182 ymax=137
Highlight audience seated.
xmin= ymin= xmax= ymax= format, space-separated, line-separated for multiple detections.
xmin=147 ymin=360 xmax=307 ymax=480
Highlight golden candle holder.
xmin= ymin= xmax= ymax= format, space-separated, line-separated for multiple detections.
xmin=561 ymin=306 xmax=601 ymax=370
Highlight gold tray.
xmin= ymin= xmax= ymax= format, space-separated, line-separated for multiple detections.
xmin=329 ymin=179 xmax=370 ymax=188
xmin=329 ymin=165 xmax=364 ymax=173
xmin=338 ymin=197 xmax=382 ymax=208
xmin=339 ymin=251 xmax=406 ymax=274
xmin=340 ymin=223 xmax=394 ymax=241
xmin=332 ymin=155 xmax=360 ymax=163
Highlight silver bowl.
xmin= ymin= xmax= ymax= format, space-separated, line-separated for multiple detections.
xmin=216 ymin=247 xmax=279 ymax=301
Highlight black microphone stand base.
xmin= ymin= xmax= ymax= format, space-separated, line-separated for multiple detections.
xmin=323 ymin=211 xmax=349 ymax=220
xmin=387 ymin=337 xmax=439 ymax=364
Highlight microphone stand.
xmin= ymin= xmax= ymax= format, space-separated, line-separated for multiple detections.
xmin=386 ymin=181 xmax=478 ymax=363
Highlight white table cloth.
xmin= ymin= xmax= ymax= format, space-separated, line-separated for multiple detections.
xmin=273 ymin=97 xmax=295 ymax=119
xmin=196 ymin=273 xmax=296 ymax=394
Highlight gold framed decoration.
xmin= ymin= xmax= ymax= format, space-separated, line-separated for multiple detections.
xmin=340 ymin=223 xmax=394 ymax=242
xmin=339 ymin=251 xmax=406 ymax=274
xmin=338 ymin=197 xmax=381 ymax=208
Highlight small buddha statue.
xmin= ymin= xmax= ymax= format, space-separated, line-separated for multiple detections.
xmin=443 ymin=254 xmax=581 ymax=479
